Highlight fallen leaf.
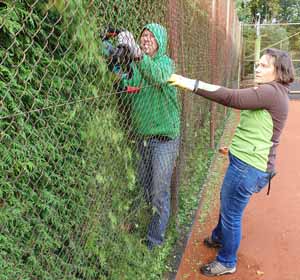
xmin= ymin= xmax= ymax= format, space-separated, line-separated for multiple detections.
xmin=256 ymin=270 xmax=264 ymax=276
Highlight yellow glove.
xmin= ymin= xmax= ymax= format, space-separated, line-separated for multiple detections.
xmin=168 ymin=74 xmax=196 ymax=91
xmin=168 ymin=74 xmax=221 ymax=92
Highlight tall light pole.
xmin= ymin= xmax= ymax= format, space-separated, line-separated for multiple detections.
xmin=254 ymin=13 xmax=261 ymax=75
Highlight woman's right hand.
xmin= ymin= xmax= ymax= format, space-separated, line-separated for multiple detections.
xmin=167 ymin=74 xmax=196 ymax=91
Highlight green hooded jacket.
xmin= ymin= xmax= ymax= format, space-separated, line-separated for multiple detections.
xmin=121 ymin=23 xmax=180 ymax=139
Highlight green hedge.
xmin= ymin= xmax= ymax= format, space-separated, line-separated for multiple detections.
xmin=0 ymin=1 xmax=239 ymax=279
xmin=0 ymin=1 xmax=168 ymax=279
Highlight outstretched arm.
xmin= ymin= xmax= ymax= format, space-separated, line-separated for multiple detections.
xmin=168 ymin=74 xmax=276 ymax=110
xmin=168 ymin=74 xmax=220 ymax=92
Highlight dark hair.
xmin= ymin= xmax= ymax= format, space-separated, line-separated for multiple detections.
xmin=264 ymin=48 xmax=295 ymax=85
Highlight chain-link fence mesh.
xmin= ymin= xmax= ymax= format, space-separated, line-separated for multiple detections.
xmin=242 ymin=23 xmax=300 ymax=88
xmin=0 ymin=1 xmax=241 ymax=279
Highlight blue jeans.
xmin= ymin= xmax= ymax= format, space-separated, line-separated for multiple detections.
xmin=137 ymin=137 xmax=179 ymax=246
xmin=211 ymin=152 xmax=270 ymax=268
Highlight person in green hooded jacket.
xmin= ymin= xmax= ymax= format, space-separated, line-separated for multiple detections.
xmin=117 ymin=23 xmax=180 ymax=250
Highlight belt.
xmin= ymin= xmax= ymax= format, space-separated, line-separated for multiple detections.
xmin=146 ymin=135 xmax=172 ymax=142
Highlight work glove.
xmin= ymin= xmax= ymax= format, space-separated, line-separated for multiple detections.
xmin=117 ymin=31 xmax=143 ymax=59
xmin=167 ymin=74 xmax=196 ymax=91
xmin=168 ymin=74 xmax=220 ymax=92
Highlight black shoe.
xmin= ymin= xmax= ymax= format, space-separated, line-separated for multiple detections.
xmin=203 ymin=236 xmax=222 ymax=248
xmin=200 ymin=261 xmax=236 ymax=277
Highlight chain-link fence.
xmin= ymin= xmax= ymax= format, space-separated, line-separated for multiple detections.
xmin=241 ymin=22 xmax=300 ymax=89
xmin=0 ymin=1 xmax=241 ymax=279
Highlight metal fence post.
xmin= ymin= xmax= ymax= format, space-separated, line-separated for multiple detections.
xmin=167 ymin=0 xmax=181 ymax=218
xmin=210 ymin=0 xmax=218 ymax=149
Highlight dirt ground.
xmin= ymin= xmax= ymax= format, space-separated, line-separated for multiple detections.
xmin=175 ymin=100 xmax=300 ymax=280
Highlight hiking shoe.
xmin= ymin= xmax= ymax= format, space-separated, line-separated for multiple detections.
xmin=203 ymin=236 xmax=222 ymax=248
xmin=200 ymin=260 xmax=236 ymax=277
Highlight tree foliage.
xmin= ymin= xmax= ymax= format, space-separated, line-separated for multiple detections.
xmin=236 ymin=0 xmax=300 ymax=23
xmin=278 ymin=0 xmax=300 ymax=22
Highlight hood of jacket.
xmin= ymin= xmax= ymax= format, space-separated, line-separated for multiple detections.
xmin=142 ymin=23 xmax=168 ymax=58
